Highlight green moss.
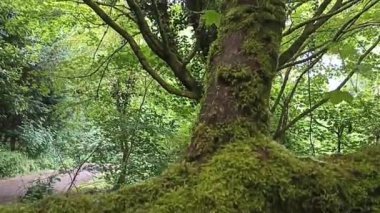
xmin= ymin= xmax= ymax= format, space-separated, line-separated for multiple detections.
xmin=220 ymin=0 xmax=286 ymax=33
xmin=188 ymin=119 xmax=256 ymax=160
xmin=217 ymin=65 xmax=251 ymax=84
xmin=215 ymin=64 xmax=270 ymax=132
xmin=2 ymin=136 xmax=379 ymax=212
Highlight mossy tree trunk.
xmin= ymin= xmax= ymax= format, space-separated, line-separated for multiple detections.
xmin=187 ymin=0 xmax=286 ymax=162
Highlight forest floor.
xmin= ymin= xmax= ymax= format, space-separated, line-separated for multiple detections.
xmin=0 ymin=170 xmax=98 ymax=204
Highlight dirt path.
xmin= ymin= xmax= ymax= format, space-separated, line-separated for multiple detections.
xmin=0 ymin=170 xmax=98 ymax=204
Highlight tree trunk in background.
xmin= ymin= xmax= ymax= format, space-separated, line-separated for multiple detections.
xmin=10 ymin=137 xmax=16 ymax=151
xmin=187 ymin=0 xmax=286 ymax=162
xmin=114 ymin=147 xmax=128 ymax=189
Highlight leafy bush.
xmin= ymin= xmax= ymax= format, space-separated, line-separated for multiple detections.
xmin=19 ymin=120 xmax=57 ymax=159
xmin=55 ymin=117 xmax=108 ymax=163
xmin=95 ymin=107 xmax=179 ymax=186
xmin=22 ymin=175 xmax=60 ymax=203
xmin=0 ymin=150 xmax=37 ymax=178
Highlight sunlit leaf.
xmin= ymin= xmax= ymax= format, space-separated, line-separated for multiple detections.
xmin=325 ymin=90 xmax=354 ymax=105
xmin=202 ymin=10 xmax=221 ymax=27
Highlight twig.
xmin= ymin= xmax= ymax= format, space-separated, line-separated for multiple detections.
xmin=274 ymin=35 xmax=380 ymax=137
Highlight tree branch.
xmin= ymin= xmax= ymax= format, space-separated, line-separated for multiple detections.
xmin=151 ymin=0 xmax=170 ymax=49
xmin=274 ymin=35 xmax=380 ymax=138
xmin=93 ymin=25 xmax=110 ymax=61
xmin=82 ymin=0 xmax=199 ymax=99
xmin=332 ymin=0 xmax=380 ymax=42
xmin=57 ymin=43 xmax=128 ymax=79
xmin=271 ymin=67 xmax=292 ymax=113
xmin=278 ymin=0 xmax=378 ymax=72
xmin=273 ymin=54 xmax=323 ymax=138
xmin=84 ymin=0 xmax=202 ymax=99
xmin=279 ymin=48 xmax=327 ymax=70
xmin=279 ymin=0 xmax=358 ymax=68
xmin=184 ymin=39 xmax=200 ymax=65
xmin=283 ymin=0 xmax=358 ymax=36
xmin=124 ymin=0 xmax=165 ymax=57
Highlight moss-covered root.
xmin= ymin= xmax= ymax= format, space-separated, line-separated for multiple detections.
xmin=1 ymin=136 xmax=380 ymax=212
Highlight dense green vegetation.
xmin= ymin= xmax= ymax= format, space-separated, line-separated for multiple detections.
xmin=0 ymin=0 xmax=379 ymax=212
xmin=0 ymin=0 xmax=193 ymax=182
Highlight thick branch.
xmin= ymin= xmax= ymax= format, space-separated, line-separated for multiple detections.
xmin=151 ymin=0 xmax=170 ymax=49
xmin=118 ymin=0 xmax=202 ymax=97
xmin=83 ymin=0 xmax=198 ymax=99
xmin=332 ymin=0 xmax=380 ymax=42
xmin=124 ymin=0 xmax=165 ymax=58
xmin=278 ymin=0 xmax=378 ymax=72
xmin=279 ymin=0 xmax=357 ymax=68
xmin=283 ymin=0 xmax=358 ymax=36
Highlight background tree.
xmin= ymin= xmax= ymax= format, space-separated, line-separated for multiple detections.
xmin=0 ymin=0 xmax=62 ymax=151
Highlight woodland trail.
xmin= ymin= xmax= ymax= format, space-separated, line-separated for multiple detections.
xmin=0 ymin=169 xmax=97 ymax=204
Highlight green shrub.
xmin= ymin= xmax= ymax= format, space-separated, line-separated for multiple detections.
xmin=19 ymin=120 xmax=56 ymax=159
xmin=0 ymin=150 xmax=37 ymax=178
xmin=22 ymin=175 xmax=59 ymax=203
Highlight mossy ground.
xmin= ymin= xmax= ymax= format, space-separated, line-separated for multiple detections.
xmin=1 ymin=136 xmax=379 ymax=212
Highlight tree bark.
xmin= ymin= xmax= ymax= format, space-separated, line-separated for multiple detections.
xmin=187 ymin=0 xmax=286 ymax=162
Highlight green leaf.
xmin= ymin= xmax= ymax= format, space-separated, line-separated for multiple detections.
xmin=357 ymin=63 xmax=373 ymax=77
xmin=338 ymin=42 xmax=357 ymax=59
xmin=202 ymin=10 xmax=221 ymax=27
xmin=325 ymin=90 xmax=354 ymax=105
